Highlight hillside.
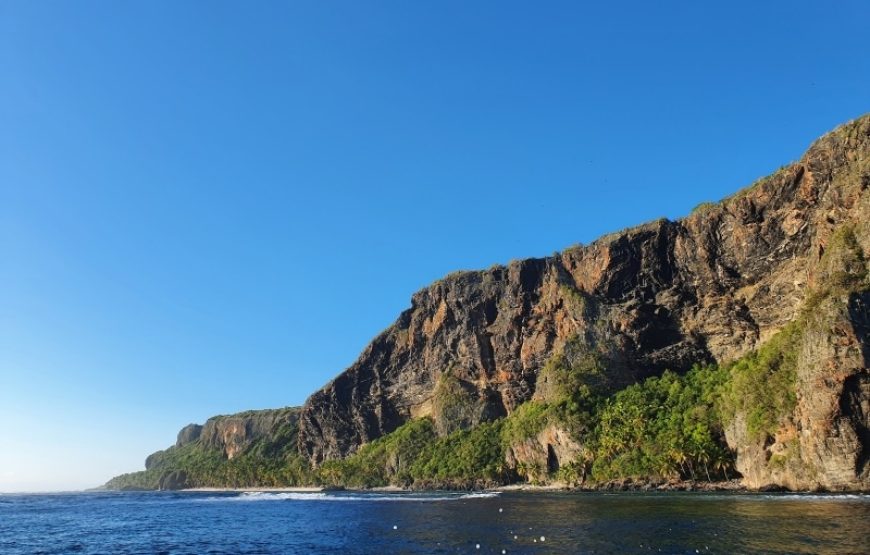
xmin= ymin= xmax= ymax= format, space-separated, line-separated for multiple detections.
xmin=106 ymin=114 xmax=870 ymax=492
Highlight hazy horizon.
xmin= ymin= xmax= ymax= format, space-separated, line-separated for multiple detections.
xmin=3 ymin=1 xmax=869 ymax=492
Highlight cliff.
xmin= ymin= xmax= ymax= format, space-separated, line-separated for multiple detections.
xmin=106 ymin=114 xmax=870 ymax=492
xmin=297 ymin=115 xmax=869 ymax=490
xmin=107 ymin=407 xmax=303 ymax=490
xmin=724 ymin=289 xmax=869 ymax=490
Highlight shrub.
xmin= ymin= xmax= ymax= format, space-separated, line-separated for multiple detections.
xmin=720 ymin=323 xmax=800 ymax=439
xmin=500 ymin=401 xmax=553 ymax=445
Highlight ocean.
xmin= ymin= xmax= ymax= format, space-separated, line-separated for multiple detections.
xmin=1 ymin=490 xmax=867 ymax=554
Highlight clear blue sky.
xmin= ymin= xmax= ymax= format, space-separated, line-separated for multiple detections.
xmin=1 ymin=1 xmax=868 ymax=491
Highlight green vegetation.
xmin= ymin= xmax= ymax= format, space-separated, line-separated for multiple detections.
xmin=316 ymin=418 xmax=437 ymax=488
xmin=105 ymin=442 xmax=313 ymax=490
xmin=107 ymin=324 xmax=813 ymax=490
xmin=536 ymin=336 xmax=611 ymax=405
xmin=318 ymin=336 xmax=741 ymax=487
xmin=690 ymin=201 xmax=717 ymax=216
xmin=558 ymin=284 xmax=588 ymax=319
xmin=410 ymin=421 xmax=507 ymax=487
xmin=818 ymin=224 xmax=867 ymax=292
xmin=315 ymin=418 xmax=508 ymax=489
xmin=104 ymin=419 xmax=312 ymax=490
xmin=500 ymin=401 xmax=553 ymax=446
xmin=107 ymin=330 xmax=797 ymax=490
xmin=714 ymin=223 xmax=867 ymax=442
xmin=719 ymin=323 xmax=800 ymax=438
xmin=589 ymin=365 xmax=732 ymax=481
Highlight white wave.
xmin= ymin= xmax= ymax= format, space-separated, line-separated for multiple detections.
xmin=759 ymin=493 xmax=869 ymax=501
xmin=457 ymin=492 xmax=502 ymax=499
xmin=198 ymin=491 xmax=500 ymax=503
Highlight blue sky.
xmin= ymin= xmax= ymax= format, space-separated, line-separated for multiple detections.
xmin=1 ymin=1 xmax=868 ymax=491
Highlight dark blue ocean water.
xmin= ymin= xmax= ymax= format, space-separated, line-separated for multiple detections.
xmin=0 ymin=490 xmax=867 ymax=554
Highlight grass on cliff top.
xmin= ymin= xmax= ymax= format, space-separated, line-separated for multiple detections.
xmin=208 ymin=406 xmax=300 ymax=420
xmin=689 ymin=201 xmax=717 ymax=216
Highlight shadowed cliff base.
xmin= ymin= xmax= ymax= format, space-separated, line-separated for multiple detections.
xmin=106 ymin=113 xmax=870 ymax=493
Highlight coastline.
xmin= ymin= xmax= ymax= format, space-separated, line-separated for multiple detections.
xmin=181 ymin=486 xmax=325 ymax=493
xmin=118 ymin=478 xmax=870 ymax=495
xmin=176 ymin=479 xmax=750 ymax=494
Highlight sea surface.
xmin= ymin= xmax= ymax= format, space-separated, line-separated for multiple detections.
xmin=0 ymin=490 xmax=867 ymax=554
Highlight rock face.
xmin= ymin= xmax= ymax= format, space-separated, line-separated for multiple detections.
xmin=504 ymin=424 xmax=583 ymax=484
xmin=726 ymin=291 xmax=870 ymax=490
xmin=157 ymin=470 xmax=189 ymax=491
xmin=144 ymin=407 xmax=301 ymax=475
xmin=176 ymin=424 xmax=203 ymax=447
xmin=114 ymin=407 xmax=303 ymax=490
xmin=197 ymin=408 xmax=300 ymax=460
xmin=298 ymin=114 xmax=870 ymax=490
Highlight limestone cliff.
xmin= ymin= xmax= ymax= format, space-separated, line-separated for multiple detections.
xmin=195 ymin=408 xmax=300 ymax=460
xmin=298 ymin=114 xmax=870 ymax=490
xmin=113 ymin=407 xmax=302 ymax=490
xmin=146 ymin=407 xmax=301 ymax=466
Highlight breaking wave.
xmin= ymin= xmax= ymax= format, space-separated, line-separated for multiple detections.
xmin=199 ymin=491 xmax=501 ymax=503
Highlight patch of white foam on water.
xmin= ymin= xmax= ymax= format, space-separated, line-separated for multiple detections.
xmin=197 ymin=491 xmax=501 ymax=503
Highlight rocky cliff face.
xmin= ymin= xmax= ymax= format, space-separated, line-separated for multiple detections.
xmin=726 ymin=290 xmax=870 ymax=491
xmin=145 ymin=407 xmax=300 ymax=471
xmin=196 ymin=408 xmax=300 ymax=460
xmin=504 ymin=424 xmax=583 ymax=484
xmin=298 ymin=115 xmax=870 ymax=490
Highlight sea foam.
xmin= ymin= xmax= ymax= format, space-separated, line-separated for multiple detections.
xmin=199 ymin=491 xmax=500 ymax=503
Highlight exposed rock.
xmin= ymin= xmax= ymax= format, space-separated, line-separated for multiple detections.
xmin=157 ymin=470 xmax=189 ymax=491
xmin=198 ymin=408 xmax=300 ymax=459
xmin=176 ymin=424 xmax=202 ymax=447
xmin=504 ymin=424 xmax=583 ymax=483
xmin=727 ymin=291 xmax=870 ymax=490
xmin=144 ymin=451 xmax=161 ymax=471
xmin=299 ymin=112 xmax=870 ymax=489
xmin=115 ymin=407 xmax=303 ymax=491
